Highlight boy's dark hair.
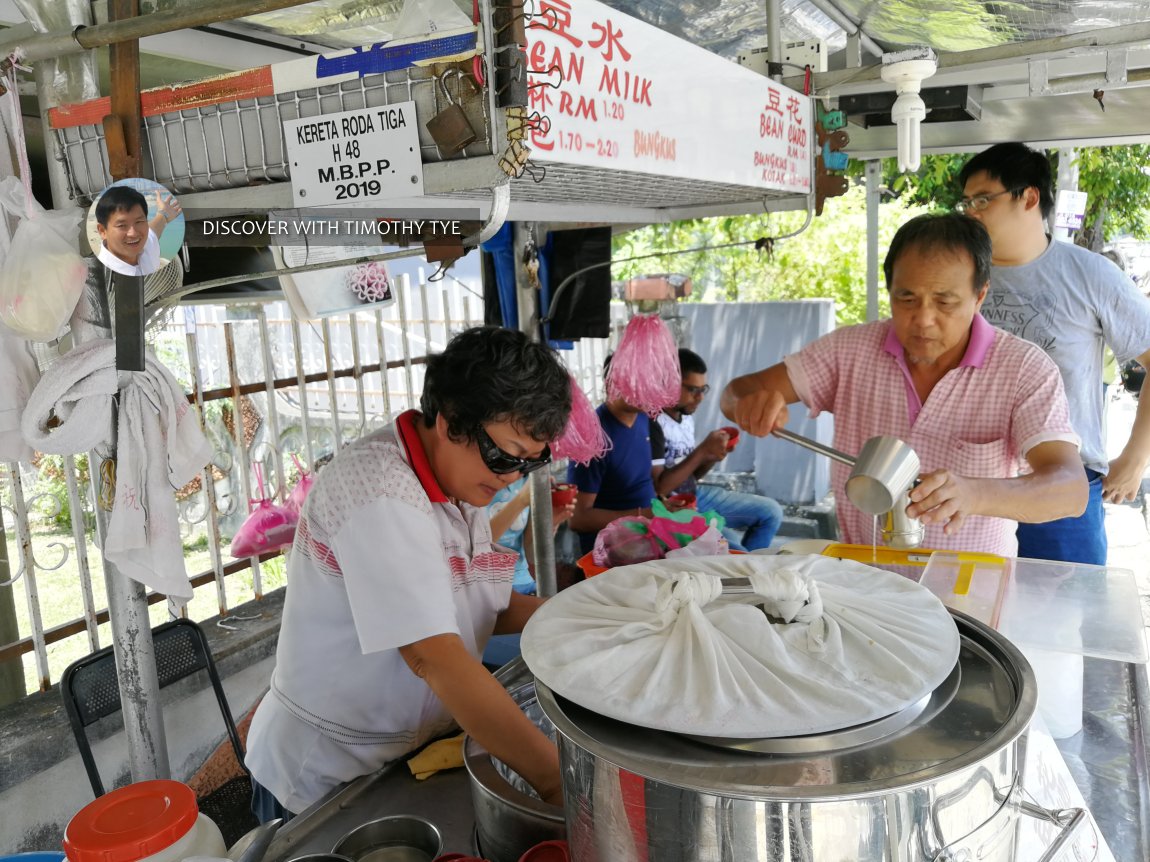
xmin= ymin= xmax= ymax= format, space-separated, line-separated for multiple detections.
xmin=95 ymin=185 xmax=149 ymax=226
xmin=421 ymin=326 xmax=571 ymax=443
xmin=957 ymin=142 xmax=1055 ymax=220
xmin=884 ymin=213 xmax=992 ymax=294
xmin=678 ymin=348 xmax=706 ymax=377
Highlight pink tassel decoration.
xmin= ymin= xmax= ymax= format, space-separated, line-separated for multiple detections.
xmin=552 ymin=373 xmax=611 ymax=465
xmin=606 ymin=314 xmax=681 ymax=416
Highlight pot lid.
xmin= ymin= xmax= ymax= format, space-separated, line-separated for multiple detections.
xmin=521 ymin=554 xmax=961 ymax=738
xmin=63 ymin=780 xmax=199 ymax=862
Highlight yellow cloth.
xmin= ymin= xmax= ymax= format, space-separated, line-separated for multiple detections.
xmin=407 ymin=733 xmax=465 ymax=780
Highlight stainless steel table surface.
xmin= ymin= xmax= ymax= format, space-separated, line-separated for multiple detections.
xmin=257 ymin=656 xmax=1149 ymax=862
xmin=263 ymin=761 xmax=478 ymax=861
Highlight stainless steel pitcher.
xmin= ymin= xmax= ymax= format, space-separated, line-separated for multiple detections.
xmin=771 ymin=429 xmax=924 ymax=548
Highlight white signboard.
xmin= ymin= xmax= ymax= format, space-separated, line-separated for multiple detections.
xmin=524 ymin=0 xmax=811 ymax=193
xmin=284 ymin=102 xmax=425 ymax=206
xmin=1054 ymin=188 xmax=1088 ymax=230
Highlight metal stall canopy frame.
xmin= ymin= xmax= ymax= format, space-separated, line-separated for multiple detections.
xmin=48 ymin=29 xmax=494 ymax=199
xmin=45 ymin=0 xmax=816 ymax=224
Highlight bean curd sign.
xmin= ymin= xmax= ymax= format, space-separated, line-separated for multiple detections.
xmin=526 ymin=0 xmax=811 ymax=193
xmin=284 ymin=102 xmax=425 ymax=206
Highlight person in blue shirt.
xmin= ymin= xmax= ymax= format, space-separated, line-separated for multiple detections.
xmin=567 ymin=355 xmax=667 ymax=555
xmin=487 ymin=476 xmax=574 ymax=595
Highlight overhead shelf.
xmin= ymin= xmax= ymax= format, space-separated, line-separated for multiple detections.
xmin=47 ymin=0 xmax=814 ymax=225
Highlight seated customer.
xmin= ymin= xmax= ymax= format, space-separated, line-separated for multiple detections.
xmin=245 ymin=326 xmax=571 ymax=821
xmin=721 ymin=213 xmax=1087 ymax=556
xmin=487 ymin=478 xmax=575 ymax=595
xmin=567 ymin=356 xmax=662 ymax=555
xmin=482 ymin=478 xmax=575 ymax=667
xmin=652 ymin=348 xmax=783 ymax=551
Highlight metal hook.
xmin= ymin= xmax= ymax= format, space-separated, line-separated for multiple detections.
xmin=427 ymin=260 xmax=452 ymax=282
xmin=523 ymin=159 xmax=547 ymax=184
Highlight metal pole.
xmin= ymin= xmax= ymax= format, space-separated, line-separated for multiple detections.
xmin=865 ymin=159 xmax=882 ymax=322
xmin=0 ymin=500 xmax=23 ymax=704
xmin=0 ymin=0 xmax=317 ymax=62
xmin=33 ymin=57 xmax=169 ymax=781
xmin=805 ymin=0 xmax=884 ymax=58
xmin=765 ymin=0 xmax=783 ymax=83
xmin=511 ymin=222 xmax=557 ymax=597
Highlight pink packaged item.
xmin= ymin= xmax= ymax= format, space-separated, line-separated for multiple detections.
xmin=592 ymin=516 xmax=662 ymax=568
xmin=231 ymin=464 xmax=298 ymax=558
xmin=606 ymin=314 xmax=680 ymax=417
xmin=284 ymin=453 xmax=314 ymax=516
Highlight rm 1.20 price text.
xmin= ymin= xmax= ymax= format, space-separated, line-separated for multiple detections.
xmin=556 ymin=132 xmax=619 ymax=159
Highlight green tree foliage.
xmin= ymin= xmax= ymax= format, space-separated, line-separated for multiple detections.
xmin=611 ymin=186 xmax=931 ymax=326
xmin=1072 ymin=146 xmax=1150 ymax=248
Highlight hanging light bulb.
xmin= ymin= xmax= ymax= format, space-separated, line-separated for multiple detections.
xmin=880 ymin=49 xmax=938 ymax=173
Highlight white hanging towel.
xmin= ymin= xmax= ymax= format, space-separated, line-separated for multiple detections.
xmin=21 ymin=338 xmax=212 ymax=601
xmin=0 ymin=303 xmax=39 ymax=463
xmin=521 ymin=554 xmax=960 ymax=738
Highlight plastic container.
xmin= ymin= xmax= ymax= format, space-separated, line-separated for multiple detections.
xmin=1 ymin=854 xmax=66 ymax=862
xmin=518 ymin=840 xmax=569 ymax=862
xmin=550 ymin=484 xmax=578 ymax=507
xmin=919 ymin=553 xmax=1148 ymax=663
xmin=719 ymin=426 xmax=740 ymax=451
xmin=63 ymin=780 xmax=225 ymax=862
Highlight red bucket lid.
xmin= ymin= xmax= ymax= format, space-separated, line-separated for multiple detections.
xmin=63 ymin=780 xmax=200 ymax=862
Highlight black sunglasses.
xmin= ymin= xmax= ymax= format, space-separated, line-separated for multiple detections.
xmin=475 ymin=425 xmax=552 ymax=475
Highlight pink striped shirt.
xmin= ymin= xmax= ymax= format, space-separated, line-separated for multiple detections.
xmin=785 ymin=316 xmax=1078 ymax=556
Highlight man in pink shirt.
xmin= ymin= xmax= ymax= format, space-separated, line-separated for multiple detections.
xmin=720 ymin=213 xmax=1087 ymax=556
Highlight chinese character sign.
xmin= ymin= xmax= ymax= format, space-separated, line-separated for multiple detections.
xmin=524 ymin=0 xmax=811 ymax=193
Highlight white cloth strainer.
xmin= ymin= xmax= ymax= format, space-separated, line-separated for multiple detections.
xmin=521 ymin=553 xmax=960 ymax=739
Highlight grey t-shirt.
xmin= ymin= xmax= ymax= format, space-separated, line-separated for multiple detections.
xmin=981 ymin=238 xmax=1150 ymax=473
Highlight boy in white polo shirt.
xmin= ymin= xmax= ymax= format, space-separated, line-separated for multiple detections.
xmin=246 ymin=327 xmax=572 ymax=820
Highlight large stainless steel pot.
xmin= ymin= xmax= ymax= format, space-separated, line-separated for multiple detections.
xmin=464 ymin=675 xmax=566 ymax=862
xmin=535 ymin=611 xmax=1084 ymax=862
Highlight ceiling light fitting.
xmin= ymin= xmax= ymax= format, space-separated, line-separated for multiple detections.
xmin=880 ymin=47 xmax=939 ymax=172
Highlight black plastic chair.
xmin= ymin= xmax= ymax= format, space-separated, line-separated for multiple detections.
xmin=60 ymin=618 xmax=249 ymax=795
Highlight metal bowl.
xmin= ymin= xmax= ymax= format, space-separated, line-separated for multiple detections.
xmin=331 ymin=815 xmax=442 ymax=862
xmin=464 ymin=681 xmax=565 ymax=862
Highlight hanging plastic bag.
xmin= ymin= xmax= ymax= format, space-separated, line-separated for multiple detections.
xmin=231 ymin=464 xmax=299 ymax=558
xmin=591 ymin=515 xmax=662 ymax=569
xmin=606 ymin=314 xmax=680 ymax=416
xmin=284 ymin=453 xmax=314 ymax=516
xmin=0 ymin=176 xmax=86 ymax=342
xmin=664 ymin=525 xmax=728 ymax=559
xmin=551 ymin=373 xmax=611 ymax=465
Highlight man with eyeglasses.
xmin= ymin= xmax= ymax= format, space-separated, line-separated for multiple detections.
xmin=650 ymin=348 xmax=783 ymax=550
xmin=246 ymin=326 xmax=570 ymax=822
xmin=958 ymin=142 xmax=1150 ymax=565
xmin=722 ymin=213 xmax=1086 ymax=557
xmin=567 ymin=353 xmax=666 ymax=555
